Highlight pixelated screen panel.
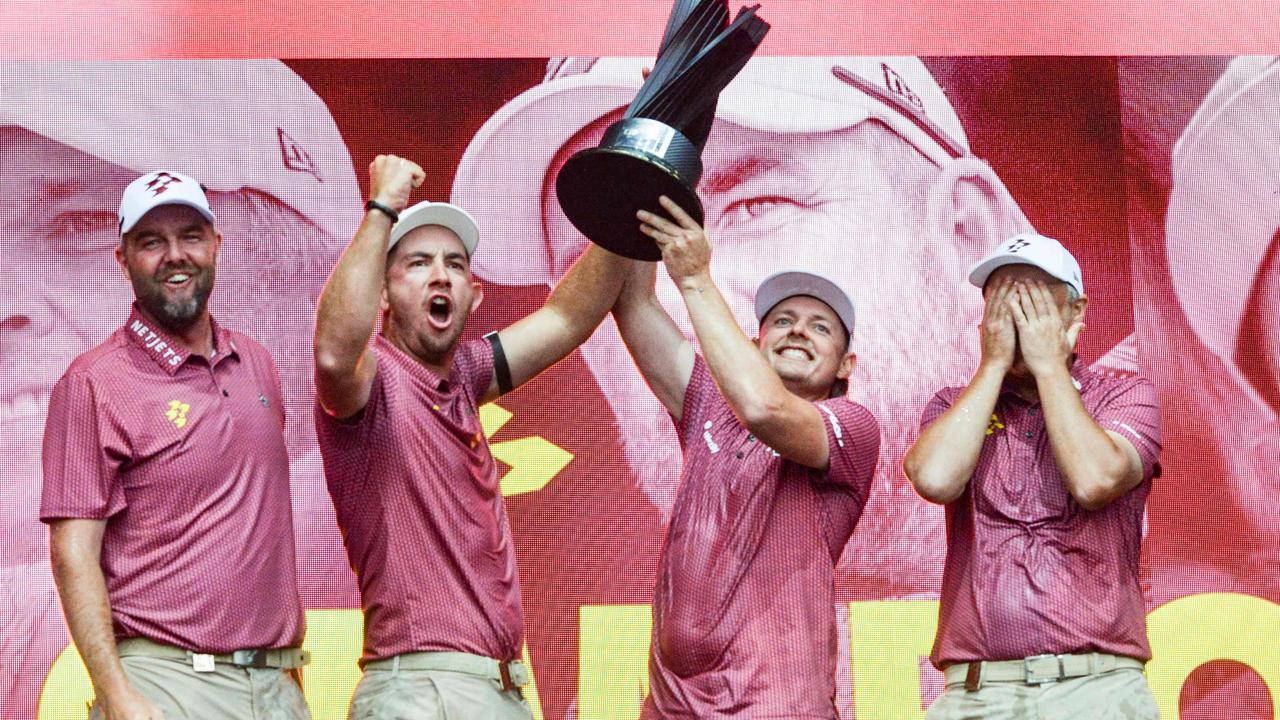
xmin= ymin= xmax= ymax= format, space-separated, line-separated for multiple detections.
xmin=3 ymin=56 xmax=1277 ymax=720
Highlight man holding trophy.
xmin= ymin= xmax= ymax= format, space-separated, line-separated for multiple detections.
xmin=555 ymin=3 xmax=882 ymax=716
xmin=615 ymin=198 xmax=881 ymax=717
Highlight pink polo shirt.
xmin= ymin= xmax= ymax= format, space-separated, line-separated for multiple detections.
xmin=922 ymin=362 xmax=1162 ymax=668
xmin=40 ymin=306 xmax=303 ymax=653
xmin=315 ymin=334 xmax=524 ymax=664
xmin=643 ymin=356 xmax=880 ymax=720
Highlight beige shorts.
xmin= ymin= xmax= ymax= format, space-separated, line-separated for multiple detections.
xmin=348 ymin=665 xmax=532 ymax=720
xmin=88 ymin=654 xmax=309 ymax=720
xmin=926 ymin=666 xmax=1160 ymax=720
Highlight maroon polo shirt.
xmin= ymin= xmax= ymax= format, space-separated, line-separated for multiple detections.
xmin=643 ymin=356 xmax=881 ymax=720
xmin=40 ymin=305 xmax=304 ymax=653
xmin=314 ymin=334 xmax=524 ymax=664
xmin=922 ymin=362 xmax=1162 ymax=668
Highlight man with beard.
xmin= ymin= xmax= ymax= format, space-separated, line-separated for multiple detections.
xmin=40 ymin=171 xmax=310 ymax=720
xmin=610 ymin=197 xmax=880 ymax=718
xmin=2 ymin=59 xmax=361 ymax=719
xmin=312 ymin=154 xmax=628 ymax=718
xmin=904 ymin=233 xmax=1162 ymax=718
xmin=450 ymin=55 xmax=1031 ymax=715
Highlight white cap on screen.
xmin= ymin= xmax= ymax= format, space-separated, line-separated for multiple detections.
xmin=452 ymin=56 xmax=971 ymax=285
xmin=968 ymin=232 xmax=1085 ymax=296
xmin=0 ymin=60 xmax=360 ymax=245
xmin=118 ymin=170 xmax=216 ymax=235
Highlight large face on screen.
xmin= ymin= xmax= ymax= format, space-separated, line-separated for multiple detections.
xmin=0 ymin=125 xmax=339 ymax=564
xmin=545 ymin=115 xmax=993 ymax=585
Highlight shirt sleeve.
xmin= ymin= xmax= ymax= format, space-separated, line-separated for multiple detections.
xmin=1092 ymin=375 xmax=1163 ymax=481
xmin=39 ymin=371 xmax=129 ymax=522
xmin=313 ymin=357 xmax=387 ymax=499
xmin=813 ymin=398 xmax=881 ymax=501
xmin=919 ymin=387 xmax=959 ymax=431
xmin=674 ymin=354 xmax=717 ymax=448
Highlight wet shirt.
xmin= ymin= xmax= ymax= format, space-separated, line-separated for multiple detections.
xmin=40 ymin=305 xmax=303 ymax=652
xmin=643 ymin=356 xmax=880 ymax=719
xmin=923 ymin=362 xmax=1162 ymax=667
xmin=315 ymin=334 xmax=524 ymax=664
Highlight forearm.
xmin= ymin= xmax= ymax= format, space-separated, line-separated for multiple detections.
xmin=1037 ymin=367 xmax=1133 ymax=509
xmin=611 ymin=262 xmax=692 ymax=417
xmin=678 ymin=272 xmax=789 ymax=422
xmin=50 ymin=527 xmax=130 ymax=703
xmin=904 ymin=363 xmax=1005 ymax=503
xmin=543 ymin=244 xmax=630 ymax=344
xmin=314 ymin=210 xmax=393 ymax=371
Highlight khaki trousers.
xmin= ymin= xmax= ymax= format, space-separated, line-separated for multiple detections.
xmin=926 ymin=665 xmax=1160 ymax=720
xmin=348 ymin=662 xmax=532 ymax=720
xmin=88 ymin=654 xmax=310 ymax=720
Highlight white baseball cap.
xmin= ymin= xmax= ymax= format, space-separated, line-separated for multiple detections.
xmin=968 ymin=232 xmax=1085 ymax=296
xmin=1167 ymin=56 xmax=1280 ymax=368
xmin=452 ymin=56 xmax=970 ymax=284
xmin=388 ymin=201 xmax=481 ymax=257
xmin=118 ymin=170 xmax=215 ymax=235
xmin=754 ymin=270 xmax=857 ymax=349
xmin=0 ymin=60 xmax=360 ymax=244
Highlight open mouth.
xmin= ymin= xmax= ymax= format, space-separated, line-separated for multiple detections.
xmin=776 ymin=345 xmax=813 ymax=361
xmin=427 ymin=294 xmax=454 ymax=330
xmin=160 ymin=271 xmax=194 ymax=291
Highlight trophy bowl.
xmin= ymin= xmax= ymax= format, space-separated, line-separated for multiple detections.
xmin=556 ymin=118 xmax=705 ymax=261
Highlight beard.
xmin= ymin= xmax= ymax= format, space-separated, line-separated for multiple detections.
xmin=385 ymin=299 xmax=471 ymax=367
xmin=130 ymin=262 xmax=215 ymax=333
xmin=580 ymin=255 xmax=983 ymax=598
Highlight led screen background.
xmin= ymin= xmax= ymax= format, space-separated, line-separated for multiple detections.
xmin=0 ymin=37 xmax=1277 ymax=720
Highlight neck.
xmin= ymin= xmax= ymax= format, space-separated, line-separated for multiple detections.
xmin=138 ymin=304 xmax=215 ymax=357
xmin=1006 ymin=355 xmax=1077 ymax=403
xmin=1005 ymin=372 xmax=1040 ymax=403
xmin=382 ymin=323 xmax=454 ymax=378
xmin=781 ymin=377 xmax=831 ymax=402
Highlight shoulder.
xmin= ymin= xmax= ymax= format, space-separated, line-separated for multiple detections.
xmin=1079 ymin=366 xmax=1157 ymax=402
xmin=818 ymin=396 xmax=878 ymax=427
xmin=60 ymin=331 xmax=132 ymax=382
xmin=224 ymin=329 xmax=273 ymax=362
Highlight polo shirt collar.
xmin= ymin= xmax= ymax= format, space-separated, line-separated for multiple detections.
xmin=375 ymin=333 xmax=458 ymax=392
xmin=122 ymin=304 xmax=238 ymax=375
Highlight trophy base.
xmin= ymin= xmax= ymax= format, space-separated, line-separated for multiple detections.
xmin=556 ymin=131 xmax=705 ymax=262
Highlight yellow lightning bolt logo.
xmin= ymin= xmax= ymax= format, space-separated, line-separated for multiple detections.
xmin=165 ymin=400 xmax=191 ymax=429
xmin=479 ymin=402 xmax=572 ymax=497
xmin=985 ymin=412 xmax=1005 ymax=436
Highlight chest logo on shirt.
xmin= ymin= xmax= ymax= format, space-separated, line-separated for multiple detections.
xmin=259 ymin=394 xmax=270 ymax=408
xmin=165 ymin=400 xmax=191 ymax=429
xmin=702 ymin=420 xmax=721 ymax=454
xmin=985 ymin=412 xmax=1005 ymax=436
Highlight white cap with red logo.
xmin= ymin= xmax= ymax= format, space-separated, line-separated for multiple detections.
xmin=118 ymin=170 xmax=216 ymax=235
xmin=968 ymin=232 xmax=1085 ymax=296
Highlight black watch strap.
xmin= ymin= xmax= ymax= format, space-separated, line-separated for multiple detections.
xmin=365 ymin=199 xmax=399 ymax=223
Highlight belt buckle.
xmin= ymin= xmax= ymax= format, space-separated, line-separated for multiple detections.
xmin=1024 ymin=654 xmax=1064 ymax=685
xmin=499 ymin=659 xmax=530 ymax=691
xmin=233 ymin=649 xmax=267 ymax=668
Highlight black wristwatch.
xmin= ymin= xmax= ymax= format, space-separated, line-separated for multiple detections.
xmin=365 ymin=199 xmax=399 ymax=223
